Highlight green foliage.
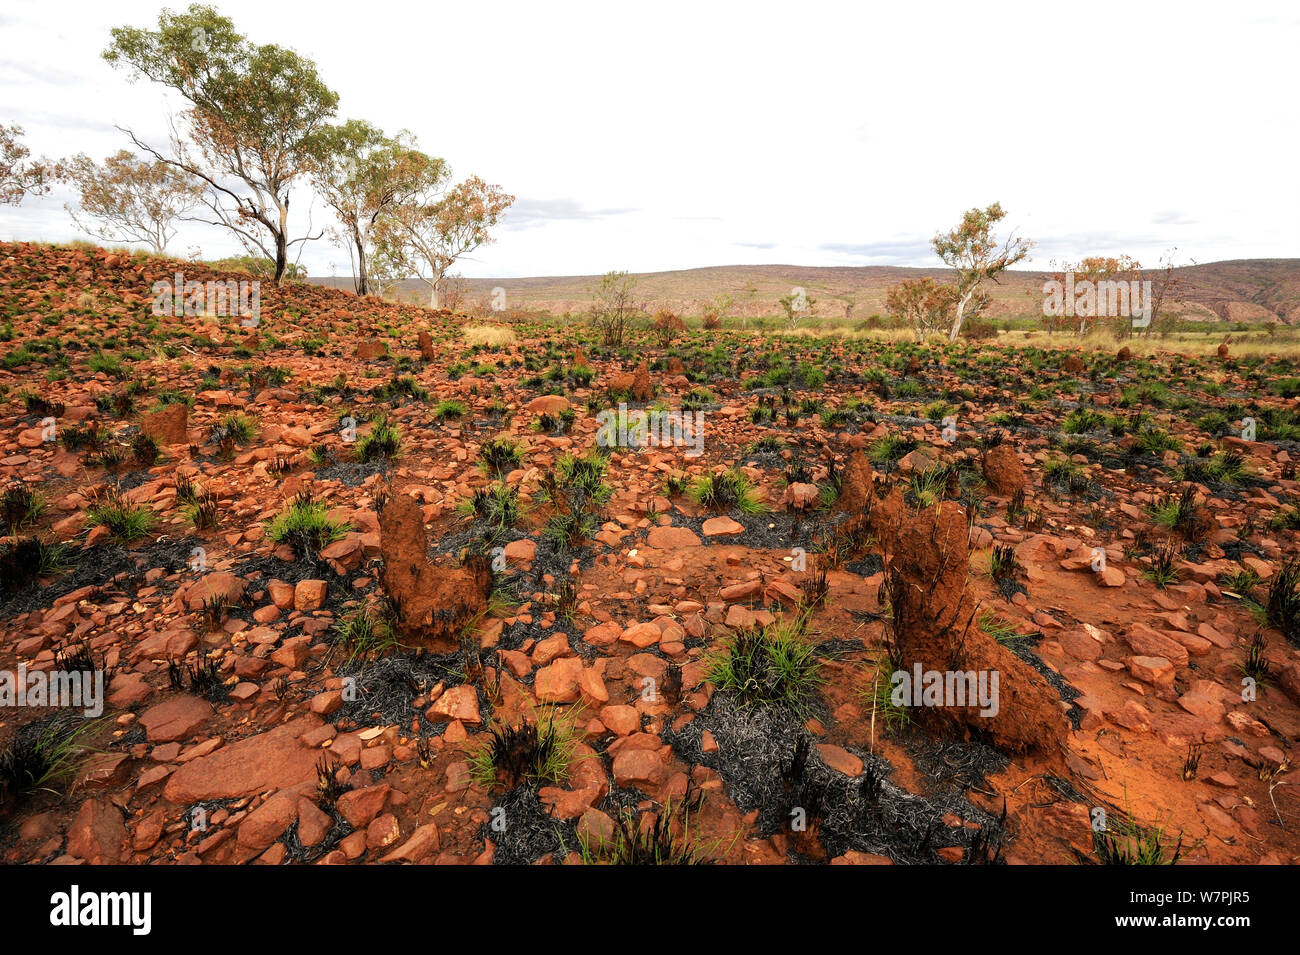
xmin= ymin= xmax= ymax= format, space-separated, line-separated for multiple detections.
xmin=266 ymin=492 xmax=350 ymax=560
xmin=467 ymin=706 xmax=581 ymax=791
xmin=0 ymin=483 xmax=46 ymax=532
xmin=86 ymin=489 xmax=155 ymax=542
xmin=705 ymin=614 xmax=822 ymax=713
xmin=354 ymin=414 xmax=401 ymax=462
xmin=689 ymin=469 xmax=765 ymax=514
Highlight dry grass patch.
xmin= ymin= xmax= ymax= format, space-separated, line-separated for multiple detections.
xmin=463 ymin=324 xmax=517 ymax=347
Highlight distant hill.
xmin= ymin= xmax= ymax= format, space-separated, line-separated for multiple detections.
xmin=311 ymin=259 xmax=1300 ymax=324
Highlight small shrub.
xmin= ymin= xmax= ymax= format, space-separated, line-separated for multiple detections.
xmin=0 ymin=715 xmax=100 ymax=808
xmin=86 ymin=488 xmax=155 ymax=543
xmin=467 ymin=707 xmax=580 ymax=790
xmin=689 ymin=470 xmax=765 ymax=514
xmin=434 ymin=399 xmax=467 ymax=420
xmin=0 ymin=483 xmax=46 ymax=532
xmin=478 ymin=436 xmax=524 ymax=477
xmin=354 ymin=415 xmax=401 ymax=462
xmin=266 ymin=492 xmax=351 ymax=560
xmin=705 ymin=614 xmax=822 ymax=713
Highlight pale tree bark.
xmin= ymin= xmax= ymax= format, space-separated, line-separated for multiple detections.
xmin=949 ymin=289 xmax=975 ymax=342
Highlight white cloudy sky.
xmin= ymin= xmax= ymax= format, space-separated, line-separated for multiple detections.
xmin=2 ymin=0 xmax=1297 ymax=278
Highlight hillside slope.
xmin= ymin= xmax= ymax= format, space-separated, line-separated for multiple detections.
xmin=0 ymin=241 xmax=1298 ymax=868
xmin=314 ymin=260 xmax=1300 ymax=324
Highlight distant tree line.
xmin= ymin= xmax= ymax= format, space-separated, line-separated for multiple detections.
xmin=2 ymin=3 xmax=513 ymax=299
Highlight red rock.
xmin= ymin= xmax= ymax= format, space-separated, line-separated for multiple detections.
xmin=252 ymin=604 xmax=281 ymax=624
xmin=702 ymin=516 xmax=745 ymax=536
xmin=832 ymin=851 xmax=894 ymax=864
xmin=765 ymin=579 xmax=802 ymax=606
xmin=108 ymin=672 xmax=153 ymax=708
xmin=1058 ymin=627 xmax=1103 ymax=661
xmin=328 ymin=732 xmax=363 ymax=766
xmin=337 ymin=784 xmax=391 ymax=828
xmin=724 ymin=604 xmax=756 ymax=628
xmin=498 ymin=649 xmax=532 ymax=678
xmin=237 ymin=793 xmax=298 ymax=849
xmin=619 ymin=622 xmax=662 ymax=648
xmin=163 ymin=716 xmax=324 ymax=802
xmin=576 ymin=809 xmax=615 ymax=847
xmin=503 ymin=538 xmax=537 ymax=563
xmin=539 ymin=786 xmax=603 ymax=819
xmin=531 ymin=634 xmax=571 ymax=665
xmin=138 ymin=695 xmax=212 ymax=743
xmin=67 ymin=798 xmax=127 ymax=864
xmin=268 ymin=580 xmax=295 ymax=610
xmin=1225 ymin=709 xmax=1270 ymax=737
xmin=1127 ymin=655 xmax=1175 ymax=688
xmin=525 ymin=395 xmax=570 ymax=416
xmin=132 ymin=810 xmax=167 ymax=852
xmin=309 ymin=689 xmax=344 ymax=716
xmin=360 ymin=745 xmax=391 ymax=771
xmin=366 ymin=813 xmax=402 ymax=850
xmin=1039 ymin=802 xmax=1094 ymax=853
xmin=1109 ymin=700 xmax=1152 ymax=731
xmin=426 ymin=685 xmax=481 ymax=724
xmin=1177 ymin=692 xmax=1225 ymax=724
xmin=176 ymin=572 xmax=246 ymax=612
xmin=271 ymin=636 xmax=312 ymax=669
xmin=612 ymin=747 xmax=667 ymax=788
xmin=583 ymin=621 xmax=622 ymax=645
xmin=294 ymin=579 xmax=327 ymax=612
xmin=720 ymin=580 xmax=761 ymax=601
xmin=816 ymin=744 xmax=863 ymax=777
xmin=297 ymin=798 xmax=333 ymax=847
xmin=578 ymin=666 xmax=609 ymax=705
xmin=381 ymin=822 xmax=441 ymax=863
xmin=1126 ymin=623 xmax=1189 ymax=668
xmin=599 ymin=704 xmax=640 ymax=735
xmin=78 ymin=752 xmax=131 ymax=790
xmin=1152 ymin=712 xmax=1223 ymax=746
xmin=646 ymin=526 xmax=700 ymax=549
xmin=1278 ymin=663 xmax=1300 ymax=706
xmin=534 ymin=657 xmax=583 ymax=703
xmin=280 ymin=425 xmax=312 ymax=447
xmin=1167 ymin=630 xmax=1213 ymax=657
xmin=1099 ymin=566 xmax=1125 ymax=587
xmin=320 ymin=537 xmax=362 ymax=567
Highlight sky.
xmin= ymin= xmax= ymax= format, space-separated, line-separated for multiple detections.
xmin=2 ymin=0 xmax=1298 ymax=279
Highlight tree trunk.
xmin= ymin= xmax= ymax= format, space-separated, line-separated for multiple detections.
xmin=273 ymin=236 xmax=287 ymax=285
xmin=948 ymin=290 xmax=973 ymax=342
xmin=273 ymin=200 xmax=290 ymax=285
xmin=353 ymin=227 xmax=369 ymax=297
xmin=429 ymin=275 xmax=441 ymax=310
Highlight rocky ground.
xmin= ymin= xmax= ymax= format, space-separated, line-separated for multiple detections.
xmin=0 ymin=241 xmax=1297 ymax=865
